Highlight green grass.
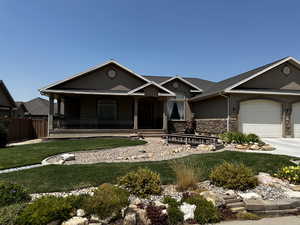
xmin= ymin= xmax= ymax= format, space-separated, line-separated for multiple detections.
xmin=0 ymin=138 xmax=146 ymax=170
xmin=0 ymin=151 xmax=296 ymax=193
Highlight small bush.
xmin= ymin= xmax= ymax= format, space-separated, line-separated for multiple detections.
xmin=274 ymin=166 xmax=300 ymax=184
xmin=118 ymin=168 xmax=162 ymax=198
xmin=17 ymin=196 xmax=73 ymax=225
xmin=184 ymin=195 xmax=220 ymax=225
xmin=219 ymin=132 xmax=261 ymax=144
xmin=210 ymin=162 xmax=258 ymax=191
xmin=236 ymin=211 xmax=261 ymax=220
xmin=82 ymin=183 xmax=129 ymax=219
xmin=246 ymin=133 xmax=260 ymax=143
xmin=65 ymin=194 xmax=89 ymax=209
xmin=0 ymin=203 xmax=26 ymax=225
xmin=0 ymin=182 xmax=31 ymax=207
xmin=167 ymin=206 xmax=184 ymax=225
xmin=0 ymin=122 xmax=8 ymax=148
xmin=146 ymin=204 xmax=168 ymax=225
xmin=170 ymin=161 xmax=202 ymax=192
xmin=162 ymin=196 xmax=180 ymax=208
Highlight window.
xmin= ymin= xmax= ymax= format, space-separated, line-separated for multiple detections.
xmin=167 ymin=96 xmax=185 ymax=121
xmin=97 ymin=100 xmax=117 ymax=120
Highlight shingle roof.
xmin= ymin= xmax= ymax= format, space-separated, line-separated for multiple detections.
xmin=23 ymin=97 xmax=49 ymax=116
xmin=190 ymin=57 xmax=289 ymax=101
xmin=143 ymin=75 xmax=215 ymax=91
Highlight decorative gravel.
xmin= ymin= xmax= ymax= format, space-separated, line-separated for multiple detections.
xmin=45 ymin=138 xmax=216 ymax=165
xmin=243 ymin=185 xmax=288 ymax=200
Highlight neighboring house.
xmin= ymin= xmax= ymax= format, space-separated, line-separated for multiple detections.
xmin=16 ymin=97 xmax=63 ymax=119
xmin=0 ymin=80 xmax=16 ymax=118
xmin=40 ymin=56 xmax=300 ymax=138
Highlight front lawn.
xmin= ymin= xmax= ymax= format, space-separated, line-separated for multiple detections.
xmin=0 ymin=138 xmax=146 ymax=170
xmin=0 ymin=151 xmax=296 ymax=193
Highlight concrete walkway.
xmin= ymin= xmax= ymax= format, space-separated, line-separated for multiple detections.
xmin=221 ymin=216 xmax=300 ymax=225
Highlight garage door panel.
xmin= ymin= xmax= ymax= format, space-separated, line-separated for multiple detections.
xmin=239 ymin=100 xmax=282 ymax=138
xmin=292 ymin=102 xmax=300 ymax=138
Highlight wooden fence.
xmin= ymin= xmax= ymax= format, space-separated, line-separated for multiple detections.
xmin=1 ymin=118 xmax=48 ymax=143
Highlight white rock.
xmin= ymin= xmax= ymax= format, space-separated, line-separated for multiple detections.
xmin=180 ymin=202 xmax=196 ymax=221
xmin=62 ymin=217 xmax=88 ymax=225
xmin=90 ymin=214 xmax=100 ymax=222
xmin=256 ymin=172 xmax=287 ymax=187
xmin=61 ymin=153 xmax=75 ymax=161
xmin=154 ymin=200 xmax=168 ymax=208
xmin=76 ymin=209 xmax=85 ymax=217
xmin=131 ymin=197 xmax=142 ymax=205
xmin=238 ymin=192 xmax=262 ymax=200
xmin=123 ymin=212 xmax=136 ymax=225
xmin=225 ymin=190 xmax=235 ymax=196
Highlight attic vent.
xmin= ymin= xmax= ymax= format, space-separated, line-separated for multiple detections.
xmin=107 ymin=69 xmax=117 ymax=79
xmin=282 ymin=66 xmax=291 ymax=76
xmin=173 ymin=82 xmax=179 ymax=89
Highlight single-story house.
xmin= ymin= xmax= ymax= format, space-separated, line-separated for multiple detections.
xmin=40 ymin=56 xmax=300 ymax=138
xmin=0 ymin=80 xmax=16 ymax=118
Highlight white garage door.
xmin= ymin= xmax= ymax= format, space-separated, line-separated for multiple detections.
xmin=239 ymin=100 xmax=282 ymax=138
xmin=292 ymin=102 xmax=300 ymax=138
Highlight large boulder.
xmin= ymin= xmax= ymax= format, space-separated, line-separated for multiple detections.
xmin=256 ymin=172 xmax=288 ymax=187
xmin=76 ymin=209 xmax=85 ymax=217
xmin=180 ymin=202 xmax=196 ymax=221
xmin=62 ymin=217 xmax=88 ymax=225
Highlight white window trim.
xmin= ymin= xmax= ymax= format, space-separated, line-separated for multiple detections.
xmin=168 ymin=98 xmax=186 ymax=121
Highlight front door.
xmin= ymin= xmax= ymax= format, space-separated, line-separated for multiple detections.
xmin=138 ymin=99 xmax=155 ymax=129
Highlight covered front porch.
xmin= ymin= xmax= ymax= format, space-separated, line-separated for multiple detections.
xmin=48 ymin=94 xmax=168 ymax=136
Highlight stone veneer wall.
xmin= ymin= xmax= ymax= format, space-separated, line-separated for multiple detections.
xmin=195 ymin=116 xmax=238 ymax=135
xmin=168 ymin=121 xmax=186 ymax=133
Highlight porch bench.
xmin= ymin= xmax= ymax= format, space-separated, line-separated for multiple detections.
xmin=165 ymin=133 xmax=222 ymax=148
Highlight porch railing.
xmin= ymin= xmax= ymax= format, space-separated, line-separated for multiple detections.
xmin=53 ymin=116 xmax=134 ymax=129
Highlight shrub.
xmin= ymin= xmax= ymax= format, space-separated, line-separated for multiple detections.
xmin=167 ymin=206 xmax=184 ymax=225
xmin=65 ymin=194 xmax=89 ymax=209
xmin=162 ymin=196 xmax=180 ymax=208
xmin=118 ymin=168 xmax=162 ymax=198
xmin=0 ymin=203 xmax=26 ymax=225
xmin=274 ymin=166 xmax=300 ymax=184
xmin=184 ymin=195 xmax=220 ymax=225
xmin=0 ymin=182 xmax=31 ymax=207
xmin=246 ymin=133 xmax=260 ymax=143
xmin=146 ymin=204 xmax=168 ymax=225
xmin=219 ymin=132 xmax=261 ymax=144
xmin=170 ymin=161 xmax=202 ymax=192
xmin=210 ymin=162 xmax=258 ymax=191
xmin=17 ymin=196 xmax=73 ymax=225
xmin=82 ymin=183 xmax=129 ymax=219
xmin=0 ymin=122 xmax=8 ymax=148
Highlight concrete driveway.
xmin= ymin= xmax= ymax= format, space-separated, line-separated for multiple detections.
xmin=248 ymin=138 xmax=300 ymax=158
xmin=221 ymin=216 xmax=300 ymax=225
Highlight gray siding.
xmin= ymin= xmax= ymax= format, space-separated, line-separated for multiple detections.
xmin=238 ymin=62 xmax=300 ymax=90
xmin=53 ymin=64 xmax=146 ymax=91
xmin=191 ymin=96 xmax=228 ymax=119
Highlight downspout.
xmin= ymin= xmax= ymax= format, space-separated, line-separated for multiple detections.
xmin=220 ymin=93 xmax=230 ymax=132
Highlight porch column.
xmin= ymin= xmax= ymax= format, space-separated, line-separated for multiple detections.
xmin=57 ymin=98 xmax=61 ymax=115
xmin=48 ymin=96 xmax=54 ymax=132
xmin=163 ymin=98 xmax=168 ymax=130
xmin=134 ymin=98 xmax=138 ymax=130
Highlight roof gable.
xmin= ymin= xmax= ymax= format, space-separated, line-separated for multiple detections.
xmin=0 ymin=80 xmax=16 ymax=108
xmin=128 ymin=82 xmax=175 ymax=96
xmin=160 ymin=76 xmax=202 ymax=92
xmin=40 ymin=60 xmax=151 ymax=92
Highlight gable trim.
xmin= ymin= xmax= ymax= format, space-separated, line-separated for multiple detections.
xmin=159 ymin=75 xmax=203 ymax=92
xmin=128 ymin=82 xmax=176 ymax=96
xmin=227 ymin=89 xmax=300 ymax=96
xmin=225 ymin=57 xmax=300 ymax=91
xmin=39 ymin=60 xmax=152 ymax=92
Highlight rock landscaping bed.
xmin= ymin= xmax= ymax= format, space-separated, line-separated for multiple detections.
xmin=43 ymin=138 xmax=217 ymax=165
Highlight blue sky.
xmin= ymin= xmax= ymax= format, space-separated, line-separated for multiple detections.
xmin=1 ymin=0 xmax=300 ymax=101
